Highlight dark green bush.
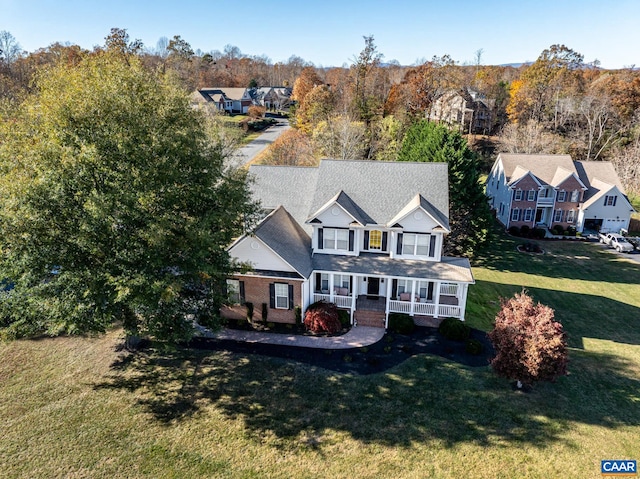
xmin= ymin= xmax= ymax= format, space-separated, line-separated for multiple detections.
xmin=532 ymin=228 xmax=546 ymax=239
xmin=388 ymin=313 xmax=415 ymax=334
xmin=508 ymin=226 xmax=521 ymax=237
xmin=552 ymin=224 xmax=564 ymax=235
xmin=438 ymin=317 xmax=471 ymax=341
xmin=520 ymin=225 xmax=531 ymax=237
xmin=294 ymin=306 xmax=302 ymax=325
xmin=337 ymin=309 xmax=351 ymax=328
xmin=261 ymin=303 xmax=268 ymax=323
xmin=245 ymin=302 xmax=254 ymax=321
xmin=465 ymin=338 xmax=484 ymax=355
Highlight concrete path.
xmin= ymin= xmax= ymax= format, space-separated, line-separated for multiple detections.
xmin=195 ymin=324 xmax=386 ymax=350
xmin=228 ymin=117 xmax=290 ymax=167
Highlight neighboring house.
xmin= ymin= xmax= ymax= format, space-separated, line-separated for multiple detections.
xmin=222 ymin=160 xmax=475 ymax=329
xmin=250 ymin=86 xmax=292 ymax=111
xmin=487 ymin=153 xmax=635 ymax=233
xmin=192 ymin=87 xmax=253 ymax=114
xmin=429 ymin=88 xmax=495 ymax=135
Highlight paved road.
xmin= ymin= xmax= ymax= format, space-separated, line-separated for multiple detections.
xmin=228 ymin=117 xmax=290 ymax=167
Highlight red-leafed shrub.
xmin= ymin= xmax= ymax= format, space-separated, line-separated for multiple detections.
xmin=304 ymin=301 xmax=342 ymax=334
xmin=488 ymin=290 xmax=568 ymax=389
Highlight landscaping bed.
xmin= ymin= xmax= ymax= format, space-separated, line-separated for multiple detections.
xmin=189 ymin=325 xmax=493 ymax=375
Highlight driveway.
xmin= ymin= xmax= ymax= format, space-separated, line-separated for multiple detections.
xmin=228 ymin=117 xmax=290 ymax=167
xmin=594 ymin=241 xmax=640 ymax=264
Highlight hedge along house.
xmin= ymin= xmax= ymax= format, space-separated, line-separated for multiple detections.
xmin=486 ymin=153 xmax=635 ymax=233
xmin=222 ymin=160 xmax=475 ymax=329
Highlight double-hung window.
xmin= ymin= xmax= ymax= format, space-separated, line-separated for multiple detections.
xmin=226 ymin=279 xmax=241 ymax=304
xmin=402 ymin=233 xmax=429 ymax=256
xmin=523 ymin=208 xmax=533 ymax=222
xmin=514 ymin=190 xmax=523 ymax=201
xmin=605 ymin=195 xmax=617 ymax=206
xmin=554 ymin=209 xmax=564 ymax=222
xmin=323 ymin=228 xmax=349 ymax=250
xmin=527 ymin=190 xmax=536 ymax=201
xmin=557 ymin=191 xmax=566 ymax=202
xmin=511 ymin=208 xmax=520 ymax=221
xmin=274 ymin=283 xmax=289 ymax=309
xmin=566 ymin=209 xmax=575 ymax=223
xmin=570 ymin=190 xmax=580 ymax=202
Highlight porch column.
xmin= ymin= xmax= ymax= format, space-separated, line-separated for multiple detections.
xmin=459 ymin=283 xmax=469 ymax=321
xmin=329 ymin=274 xmax=335 ymax=303
xmin=410 ymin=280 xmax=417 ymax=316
xmin=385 ymin=277 xmax=392 ymax=328
xmin=350 ymin=275 xmax=357 ymax=325
xmin=434 ymin=280 xmax=441 ymax=318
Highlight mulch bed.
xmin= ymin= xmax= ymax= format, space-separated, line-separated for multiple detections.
xmin=188 ymin=326 xmax=494 ymax=375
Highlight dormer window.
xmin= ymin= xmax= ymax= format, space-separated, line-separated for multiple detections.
xmin=324 ymin=228 xmax=349 ymax=250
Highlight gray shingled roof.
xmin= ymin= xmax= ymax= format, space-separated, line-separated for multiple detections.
xmin=249 ymin=160 xmax=449 ymax=233
xmin=312 ymin=253 xmax=474 ymax=283
xmin=499 ymin=153 xmax=576 ymax=186
xmin=253 ymin=206 xmax=313 ymax=277
xmin=308 ymin=190 xmax=375 ymax=226
xmin=575 ymin=161 xmax=625 ymax=192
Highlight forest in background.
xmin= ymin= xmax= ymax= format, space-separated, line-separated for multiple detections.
xmin=1 ymin=29 xmax=638 ymax=195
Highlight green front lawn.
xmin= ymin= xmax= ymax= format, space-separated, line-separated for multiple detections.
xmin=1 ymin=229 xmax=639 ymax=478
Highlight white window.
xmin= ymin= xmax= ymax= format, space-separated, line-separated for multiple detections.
xmin=226 ymin=279 xmax=240 ymax=304
xmin=557 ymin=191 xmax=566 ymax=202
xmin=402 ymin=233 xmax=430 ymax=256
xmin=514 ymin=190 xmax=523 ymax=201
xmin=554 ymin=209 xmax=564 ymax=222
xmin=570 ymin=190 xmax=580 ymax=202
xmin=323 ymin=228 xmax=349 ymax=250
xmin=567 ymin=210 xmax=575 ymax=223
xmin=524 ymin=209 xmax=533 ymax=222
xmin=511 ymin=208 xmax=520 ymax=221
xmin=274 ymin=283 xmax=289 ymax=309
xmin=605 ymin=195 xmax=617 ymax=206
xmin=527 ymin=190 xmax=536 ymax=201
xmin=333 ymin=274 xmax=351 ymax=295
xmin=397 ymin=279 xmax=409 ymax=296
xmin=320 ymin=273 xmax=329 ymax=292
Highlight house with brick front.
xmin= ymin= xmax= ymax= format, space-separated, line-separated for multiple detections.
xmin=486 ymin=153 xmax=634 ymax=233
xmin=221 ymin=160 xmax=474 ymax=329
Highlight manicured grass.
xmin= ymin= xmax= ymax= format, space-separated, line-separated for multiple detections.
xmin=1 ymin=229 xmax=639 ymax=478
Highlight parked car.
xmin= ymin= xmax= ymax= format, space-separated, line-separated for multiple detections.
xmin=599 ymin=233 xmax=635 ymax=252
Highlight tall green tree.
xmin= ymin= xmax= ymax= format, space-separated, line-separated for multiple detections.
xmin=398 ymin=120 xmax=491 ymax=256
xmin=0 ymin=52 xmax=257 ymax=343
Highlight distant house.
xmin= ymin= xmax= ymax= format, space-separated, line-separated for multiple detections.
xmin=487 ymin=153 xmax=635 ymax=233
xmin=222 ymin=160 xmax=474 ymax=329
xmin=191 ymin=87 xmax=253 ymax=114
xmin=429 ymin=88 xmax=495 ymax=135
xmin=250 ymin=86 xmax=292 ymax=111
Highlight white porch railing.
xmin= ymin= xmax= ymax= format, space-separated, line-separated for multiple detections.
xmin=388 ymin=300 xmax=459 ymax=318
xmin=439 ymin=283 xmax=458 ymax=296
xmin=537 ymin=197 xmax=554 ymax=205
xmin=313 ymin=293 xmax=352 ymax=309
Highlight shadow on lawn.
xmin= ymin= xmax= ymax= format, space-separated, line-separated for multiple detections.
xmin=470 ymin=280 xmax=640 ymax=348
xmin=95 ymin=343 xmax=640 ymax=449
xmin=474 ymin=225 xmax=640 ymax=286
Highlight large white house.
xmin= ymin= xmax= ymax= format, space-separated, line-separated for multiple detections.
xmin=487 ymin=153 xmax=634 ymax=233
xmin=222 ymin=160 xmax=474 ymax=329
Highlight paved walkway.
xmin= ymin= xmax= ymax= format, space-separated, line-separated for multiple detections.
xmin=195 ymin=324 xmax=386 ymax=350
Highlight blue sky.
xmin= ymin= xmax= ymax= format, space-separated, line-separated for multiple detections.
xmin=1 ymin=0 xmax=638 ymax=68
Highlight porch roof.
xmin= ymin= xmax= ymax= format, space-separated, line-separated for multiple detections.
xmin=312 ymin=253 xmax=474 ymax=283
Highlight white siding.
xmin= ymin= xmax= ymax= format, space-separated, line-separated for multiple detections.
xmin=314 ymin=204 xmax=355 ymax=228
xmin=396 ymin=207 xmax=440 ymax=232
xmin=579 ymin=186 xmax=633 ymax=233
xmin=229 ymin=237 xmax=296 ymax=272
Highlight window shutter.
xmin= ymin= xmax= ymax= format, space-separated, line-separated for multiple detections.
xmin=348 ymin=230 xmax=355 ymax=251
xmin=427 ymin=282 xmax=434 ymax=300
xmin=239 ymin=281 xmax=245 ymax=304
xmin=317 ymin=228 xmax=323 ymax=249
xmin=269 ymin=283 xmax=275 ymax=309
xmin=613 ymin=196 xmax=617 ymax=206
xmin=288 ymin=284 xmax=294 ymax=310
xmin=315 ymin=273 xmax=321 ymax=292
xmin=363 ymin=230 xmax=370 ymax=249
xmin=396 ymin=233 xmax=403 ymax=255
xmin=382 ymin=232 xmax=388 ymax=251
xmin=391 ymin=279 xmax=398 ymax=300
xmin=429 ymin=235 xmax=437 ymax=257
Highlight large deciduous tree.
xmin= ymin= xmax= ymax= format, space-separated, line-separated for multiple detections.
xmin=398 ymin=120 xmax=491 ymax=256
xmin=488 ymin=290 xmax=568 ymax=389
xmin=0 ymin=52 xmax=257 ymax=343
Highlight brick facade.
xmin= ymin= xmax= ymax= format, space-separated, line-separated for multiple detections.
xmin=509 ymin=176 xmax=539 ymax=228
xmin=221 ymin=275 xmax=303 ymax=324
xmin=550 ymin=177 xmax=583 ymax=229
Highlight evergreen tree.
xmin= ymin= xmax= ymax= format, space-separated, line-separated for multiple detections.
xmin=398 ymin=120 xmax=491 ymax=256
xmin=0 ymin=52 xmax=257 ymax=343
